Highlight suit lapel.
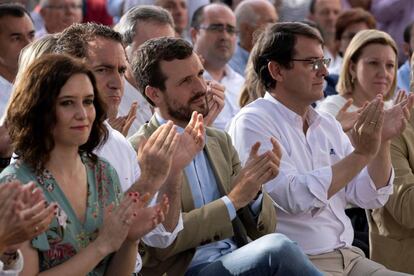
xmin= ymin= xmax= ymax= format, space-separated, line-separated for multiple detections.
xmin=204 ymin=133 xmax=230 ymax=196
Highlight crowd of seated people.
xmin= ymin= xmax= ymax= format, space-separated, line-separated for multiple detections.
xmin=2 ymin=0 xmax=414 ymax=275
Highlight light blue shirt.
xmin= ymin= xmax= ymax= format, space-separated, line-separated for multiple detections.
xmin=397 ymin=60 xmax=410 ymax=92
xmin=228 ymin=42 xmax=250 ymax=77
xmin=154 ymin=113 xmax=238 ymax=267
xmin=154 ymin=113 xmax=263 ymax=268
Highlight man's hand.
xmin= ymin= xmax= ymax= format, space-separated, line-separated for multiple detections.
xmin=108 ymin=102 xmax=138 ymax=137
xmin=228 ymin=138 xmax=281 ymax=210
xmin=171 ymin=111 xmax=205 ymax=172
xmin=351 ymin=95 xmax=384 ymax=160
xmin=137 ymin=121 xmax=180 ymax=195
xmin=127 ymin=193 xmax=169 ymax=241
xmin=204 ymin=81 xmax=225 ymax=127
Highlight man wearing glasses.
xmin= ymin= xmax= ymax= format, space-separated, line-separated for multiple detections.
xmin=190 ymin=3 xmax=244 ymax=130
xmin=229 ymin=22 xmax=412 ymax=275
xmin=37 ymin=0 xmax=82 ymax=38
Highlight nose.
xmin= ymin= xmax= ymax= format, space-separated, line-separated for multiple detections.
xmin=108 ymin=71 xmax=123 ymax=91
xmin=195 ymin=75 xmax=207 ymax=92
xmin=318 ymin=62 xmax=329 ymax=77
xmin=75 ymin=103 xmax=87 ymax=119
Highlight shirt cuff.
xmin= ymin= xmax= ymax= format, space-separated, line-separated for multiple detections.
xmin=142 ymin=212 xmax=184 ymax=248
xmin=0 ymin=250 xmax=23 ymax=275
xmin=221 ymin=196 xmax=237 ymax=220
xmin=249 ymin=194 xmax=263 ymax=216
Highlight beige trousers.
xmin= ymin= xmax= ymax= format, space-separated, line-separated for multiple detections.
xmin=308 ymin=247 xmax=411 ymax=276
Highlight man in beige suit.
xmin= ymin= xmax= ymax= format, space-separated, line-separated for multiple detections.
xmin=128 ymin=37 xmax=322 ymax=276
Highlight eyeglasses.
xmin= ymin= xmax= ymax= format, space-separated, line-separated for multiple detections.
xmin=45 ymin=3 xmax=82 ymax=10
xmin=291 ymin=58 xmax=331 ymax=71
xmin=199 ymin=24 xmax=238 ymax=35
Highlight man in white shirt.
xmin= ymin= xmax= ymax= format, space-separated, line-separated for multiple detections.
xmin=55 ymin=23 xmax=195 ymax=273
xmin=0 ymin=4 xmax=35 ymax=118
xmin=155 ymin=0 xmax=188 ymax=38
xmin=308 ymin=0 xmax=342 ymax=74
xmin=36 ymin=0 xmax=82 ymax=38
xmin=229 ymin=0 xmax=279 ymax=76
xmin=116 ymin=5 xmax=176 ymax=137
xmin=0 ymin=4 xmax=35 ymax=169
xmin=190 ymin=3 xmax=245 ymax=130
xmin=229 ymin=22 xmax=412 ymax=275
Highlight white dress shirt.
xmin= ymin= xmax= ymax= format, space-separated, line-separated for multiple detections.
xmin=204 ymin=66 xmax=245 ymax=130
xmin=0 ymin=75 xmax=13 ymax=119
xmin=118 ymin=80 xmax=153 ymax=138
xmin=228 ymin=92 xmax=394 ymax=255
xmin=95 ymin=122 xmax=183 ymax=271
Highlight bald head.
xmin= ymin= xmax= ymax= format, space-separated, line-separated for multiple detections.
xmin=191 ymin=3 xmax=237 ymax=70
xmin=235 ymin=0 xmax=278 ymax=52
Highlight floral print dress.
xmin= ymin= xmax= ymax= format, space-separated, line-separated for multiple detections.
xmin=0 ymin=155 xmax=123 ymax=275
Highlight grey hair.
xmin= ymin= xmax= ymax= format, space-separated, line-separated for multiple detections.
xmin=115 ymin=5 xmax=174 ymax=46
xmin=235 ymin=0 xmax=261 ymax=30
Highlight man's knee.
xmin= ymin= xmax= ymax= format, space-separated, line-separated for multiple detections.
xmin=254 ymin=233 xmax=299 ymax=259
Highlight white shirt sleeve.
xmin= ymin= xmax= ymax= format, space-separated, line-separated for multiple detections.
xmin=229 ymin=113 xmax=333 ymax=215
xmin=141 ymin=212 xmax=184 ymax=248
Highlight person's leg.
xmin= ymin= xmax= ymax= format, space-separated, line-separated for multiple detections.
xmin=196 ymin=233 xmax=322 ymax=276
xmin=308 ymin=250 xmax=345 ymax=276
xmin=345 ymin=247 xmax=410 ymax=276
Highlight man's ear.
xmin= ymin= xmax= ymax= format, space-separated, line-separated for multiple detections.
xmin=268 ymin=60 xmax=284 ymax=82
xmin=145 ymin=85 xmax=161 ymax=107
xmin=403 ymin=42 xmax=410 ymax=57
xmin=190 ymin=27 xmax=199 ymax=45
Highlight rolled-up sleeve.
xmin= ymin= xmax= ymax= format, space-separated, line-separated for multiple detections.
xmin=142 ymin=212 xmax=184 ymax=248
xmin=346 ymin=167 xmax=394 ymax=209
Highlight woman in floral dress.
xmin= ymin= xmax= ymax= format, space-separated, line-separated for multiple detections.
xmin=0 ymin=54 xmax=141 ymax=275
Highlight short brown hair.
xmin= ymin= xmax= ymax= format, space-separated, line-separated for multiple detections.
xmin=335 ymin=8 xmax=376 ymax=41
xmin=7 ymin=54 xmax=108 ymax=170
xmin=55 ymin=22 xmax=123 ymax=58
xmin=132 ymin=37 xmax=193 ymax=106
xmin=253 ymin=22 xmax=323 ymax=90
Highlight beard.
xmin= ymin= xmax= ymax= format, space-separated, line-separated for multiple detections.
xmin=165 ymin=91 xmax=209 ymax=123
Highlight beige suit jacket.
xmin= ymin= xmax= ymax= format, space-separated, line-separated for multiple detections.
xmin=369 ymin=114 xmax=414 ymax=273
xmin=128 ymin=116 xmax=277 ymax=276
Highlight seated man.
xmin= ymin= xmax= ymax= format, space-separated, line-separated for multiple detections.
xmin=229 ymin=22 xmax=412 ymax=275
xmin=129 ymin=36 xmax=322 ymax=276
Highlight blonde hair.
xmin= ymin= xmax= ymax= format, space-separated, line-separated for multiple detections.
xmin=15 ymin=34 xmax=59 ymax=84
xmin=239 ymin=29 xmax=267 ymax=107
xmin=337 ymin=29 xmax=398 ymax=101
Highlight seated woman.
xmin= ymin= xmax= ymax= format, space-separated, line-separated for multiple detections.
xmin=369 ymin=52 xmax=414 ymax=274
xmin=0 ymin=54 xmax=142 ymax=275
xmin=317 ymin=29 xmax=398 ymax=132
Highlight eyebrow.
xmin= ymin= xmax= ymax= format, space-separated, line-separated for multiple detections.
xmin=58 ymin=94 xmax=94 ymax=99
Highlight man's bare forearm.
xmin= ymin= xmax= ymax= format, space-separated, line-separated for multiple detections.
xmin=159 ymin=171 xmax=183 ymax=232
xmin=367 ymin=141 xmax=392 ymax=189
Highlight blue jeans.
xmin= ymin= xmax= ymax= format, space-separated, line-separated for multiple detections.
xmin=185 ymin=233 xmax=322 ymax=276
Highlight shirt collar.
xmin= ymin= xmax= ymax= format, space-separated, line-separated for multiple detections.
xmin=203 ymin=64 xmax=235 ymax=81
xmin=263 ymin=92 xmax=322 ymax=128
